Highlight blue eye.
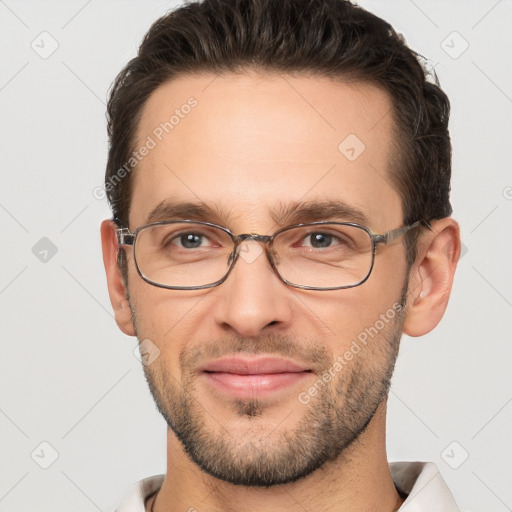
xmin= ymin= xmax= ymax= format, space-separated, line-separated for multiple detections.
xmin=178 ymin=233 xmax=205 ymax=249
xmin=301 ymin=232 xmax=345 ymax=249
xmin=307 ymin=233 xmax=334 ymax=248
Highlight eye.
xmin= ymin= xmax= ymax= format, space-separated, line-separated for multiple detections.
xmin=165 ymin=231 xmax=213 ymax=249
xmin=301 ymin=232 xmax=343 ymax=249
xmin=177 ymin=232 xmax=207 ymax=249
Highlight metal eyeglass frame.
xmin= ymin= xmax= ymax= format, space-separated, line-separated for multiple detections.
xmin=116 ymin=219 xmax=429 ymax=291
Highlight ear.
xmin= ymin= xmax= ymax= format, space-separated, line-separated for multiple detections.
xmin=100 ymin=219 xmax=136 ymax=336
xmin=402 ymin=218 xmax=461 ymax=337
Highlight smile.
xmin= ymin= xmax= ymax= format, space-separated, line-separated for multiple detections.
xmin=199 ymin=356 xmax=312 ymax=399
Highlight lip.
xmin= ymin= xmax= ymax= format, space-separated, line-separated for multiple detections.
xmin=199 ymin=356 xmax=312 ymax=399
xmin=199 ymin=356 xmax=309 ymax=374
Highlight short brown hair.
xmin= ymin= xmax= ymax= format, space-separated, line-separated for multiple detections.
xmin=106 ymin=0 xmax=452 ymax=272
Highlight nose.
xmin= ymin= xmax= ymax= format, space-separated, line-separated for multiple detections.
xmin=212 ymin=240 xmax=293 ymax=337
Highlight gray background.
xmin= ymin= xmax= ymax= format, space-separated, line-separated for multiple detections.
xmin=1 ymin=0 xmax=511 ymax=510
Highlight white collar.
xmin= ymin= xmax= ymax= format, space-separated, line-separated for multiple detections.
xmin=390 ymin=461 xmax=460 ymax=510
xmin=116 ymin=461 xmax=460 ymax=511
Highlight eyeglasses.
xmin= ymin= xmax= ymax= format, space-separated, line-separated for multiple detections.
xmin=116 ymin=220 xmax=425 ymax=291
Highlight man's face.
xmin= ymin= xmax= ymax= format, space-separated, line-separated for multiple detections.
xmin=125 ymin=72 xmax=409 ymax=485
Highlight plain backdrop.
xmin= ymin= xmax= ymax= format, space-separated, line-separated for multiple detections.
xmin=1 ymin=1 xmax=511 ymax=510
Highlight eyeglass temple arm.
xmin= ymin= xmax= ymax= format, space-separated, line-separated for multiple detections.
xmin=116 ymin=228 xmax=135 ymax=246
xmin=374 ymin=220 xmax=432 ymax=245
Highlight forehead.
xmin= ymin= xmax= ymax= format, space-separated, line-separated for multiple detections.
xmin=131 ymin=71 xmax=402 ymax=231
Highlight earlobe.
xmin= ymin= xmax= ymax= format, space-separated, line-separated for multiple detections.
xmin=100 ymin=219 xmax=136 ymax=337
xmin=402 ymin=218 xmax=461 ymax=337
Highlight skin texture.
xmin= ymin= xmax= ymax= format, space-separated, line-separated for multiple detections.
xmin=101 ymin=71 xmax=460 ymax=512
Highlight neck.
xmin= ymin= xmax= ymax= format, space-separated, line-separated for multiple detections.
xmin=148 ymin=402 xmax=405 ymax=512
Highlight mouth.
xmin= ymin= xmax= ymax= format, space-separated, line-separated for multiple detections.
xmin=198 ymin=356 xmax=313 ymax=399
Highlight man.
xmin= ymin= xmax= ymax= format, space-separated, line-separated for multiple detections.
xmin=101 ymin=0 xmax=461 ymax=510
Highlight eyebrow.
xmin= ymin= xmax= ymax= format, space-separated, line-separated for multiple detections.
xmin=145 ymin=200 xmax=231 ymax=225
xmin=269 ymin=200 xmax=370 ymax=226
xmin=145 ymin=199 xmax=370 ymax=229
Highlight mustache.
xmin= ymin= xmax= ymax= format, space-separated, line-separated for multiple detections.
xmin=179 ymin=333 xmax=332 ymax=375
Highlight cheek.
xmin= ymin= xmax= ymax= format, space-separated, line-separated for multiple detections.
xmin=370 ymin=244 xmax=409 ymax=301
xmin=301 ymin=277 xmax=406 ymax=353
xmin=127 ymin=255 xmax=198 ymax=332
xmin=129 ymin=280 xmax=209 ymax=365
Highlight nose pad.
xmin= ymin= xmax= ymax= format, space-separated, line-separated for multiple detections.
xmin=226 ymin=240 xmax=280 ymax=277
xmin=227 ymin=250 xmax=237 ymax=267
xmin=269 ymin=249 xmax=281 ymax=266
xmin=237 ymin=240 xmax=265 ymax=265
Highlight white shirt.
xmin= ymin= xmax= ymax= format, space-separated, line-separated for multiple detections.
xmin=115 ymin=461 xmax=461 ymax=511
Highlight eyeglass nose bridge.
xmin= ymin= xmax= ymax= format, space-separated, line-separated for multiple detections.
xmin=236 ymin=233 xmax=273 ymax=244
xmin=227 ymin=233 xmax=279 ymax=268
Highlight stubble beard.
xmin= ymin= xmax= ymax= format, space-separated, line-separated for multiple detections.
xmin=131 ymin=287 xmax=407 ymax=487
